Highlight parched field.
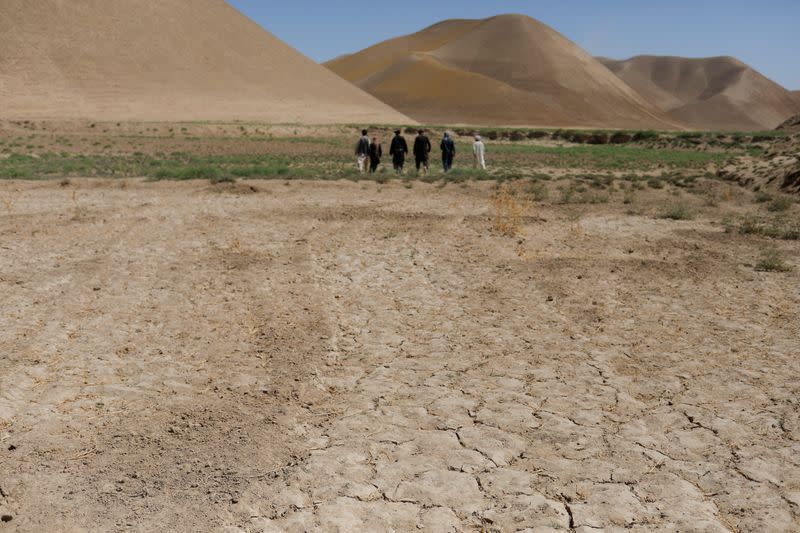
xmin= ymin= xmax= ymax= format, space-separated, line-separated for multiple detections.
xmin=1 ymin=123 xmax=800 ymax=532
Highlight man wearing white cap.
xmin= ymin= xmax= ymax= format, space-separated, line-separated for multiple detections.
xmin=473 ymin=135 xmax=486 ymax=170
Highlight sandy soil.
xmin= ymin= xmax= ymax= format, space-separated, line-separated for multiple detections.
xmin=1 ymin=179 xmax=799 ymax=532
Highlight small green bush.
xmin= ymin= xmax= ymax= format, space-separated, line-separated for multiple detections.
xmin=0 ymin=167 xmax=33 ymax=179
xmin=754 ymin=191 xmax=773 ymax=203
xmin=230 ymin=164 xmax=290 ymax=178
xmin=154 ymin=165 xmax=220 ymax=181
xmin=756 ymin=249 xmax=792 ymax=272
xmin=209 ymin=175 xmax=236 ymax=184
xmin=736 ymin=215 xmax=799 ymax=240
xmin=524 ymin=181 xmax=549 ymax=202
xmin=767 ymin=197 xmax=793 ymax=213
xmin=660 ymin=202 xmax=694 ymax=220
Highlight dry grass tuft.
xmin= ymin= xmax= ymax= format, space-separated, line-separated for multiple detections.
xmin=490 ymin=183 xmax=530 ymax=237
xmin=70 ymin=190 xmax=88 ymax=221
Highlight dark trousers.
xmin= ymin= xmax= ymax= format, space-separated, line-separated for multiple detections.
xmin=442 ymin=154 xmax=454 ymax=172
xmin=393 ymin=154 xmax=405 ymax=172
xmin=415 ymin=157 xmax=428 ymax=171
xmin=369 ymin=158 xmax=380 ymax=173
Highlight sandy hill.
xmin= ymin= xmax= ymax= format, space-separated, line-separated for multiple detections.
xmin=326 ymin=15 xmax=680 ymax=129
xmin=0 ymin=0 xmax=410 ymax=123
xmin=599 ymin=56 xmax=800 ymax=131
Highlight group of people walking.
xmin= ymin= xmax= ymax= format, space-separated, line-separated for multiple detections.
xmin=356 ymin=129 xmax=486 ymax=175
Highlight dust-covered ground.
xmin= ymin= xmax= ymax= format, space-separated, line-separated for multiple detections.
xmin=1 ymin=177 xmax=799 ymax=532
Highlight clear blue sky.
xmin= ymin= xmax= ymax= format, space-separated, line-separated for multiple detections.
xmin=227 ymin=0 xmax=800 ymax=90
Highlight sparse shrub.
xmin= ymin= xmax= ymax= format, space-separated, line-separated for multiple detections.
xmin=754 ymin=191 xmax=772 ymax=203
xmin=230 ymin=164 xmax=290 ymax=178
xmin=210 ymin=175 xmax=236 ymax=184
xmin=633 ymin=130 xmax=658 ymax=142
xmin=585 ymin=192 xmax=610 ymax=204
xmin=660 ymin=202 xmax=694 ymax=220
xmin=703 ymin=192 xmax=720 ymax=207
xmin=154 ymin=165 xmax=220 ymax=181
xmin=647 ymin=177 xmax=665 ymax=189
xmin=559 ymin=184 xmax=609 ymax=204
xmin=529 ymin=172 xmax=552 ymax=181
xmin=524 ymin=181 xmax=549 ymax=202
xmin=509 ymin=131 xmax=526 ymax=142
xmin=570 ymin=132 xmax=591 ymax=144
xmin=439 ymin=168 xmax=485 ymax=183
xmin=527 ymin=131 xmax=549 ymax=140
xmin=737 ymin=214 xmax=800 ymax=240
xmin=767 ymin=197 xmax=793 ymax=212
xmin=590 ymin=175 xmax=613 ymax=189
xmin=0 ymin=167 xmax=32 ymax=179
xmin=610 ymin=132 xmax=633 ymax=144
xmin=756 ymin=248 xmax=792 ymax=272
xmin=738 ymin=215 xmax=761 ymax=235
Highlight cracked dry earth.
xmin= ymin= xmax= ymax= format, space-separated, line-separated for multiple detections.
xmin=0 ymin=179 xmax=799 ymax=532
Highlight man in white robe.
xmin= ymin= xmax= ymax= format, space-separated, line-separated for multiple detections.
xmin=473 ymin=135 xmax=486 ymax=170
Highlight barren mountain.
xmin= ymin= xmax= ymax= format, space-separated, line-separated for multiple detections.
xmin=0 ymin=0 xmax=410 ymax=123
xmin=599 ymin=56 xmax=800 ymax=131
xmin=326 ymin=15 xmax=680 ymax=129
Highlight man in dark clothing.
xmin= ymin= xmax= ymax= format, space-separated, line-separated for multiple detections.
xmin=413 ymin=129 xmax=432 ymax=175
xmin=440 ymin=132 xmax=456 ymax=172
xmin=368 ymin=136 xmax=382 ymax=173
xmin=355 ymin=129 xmax=370 ymax=173
xmin=389 ymin=129 xmax=408 ymax=175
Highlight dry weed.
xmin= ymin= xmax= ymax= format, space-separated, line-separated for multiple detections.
xmin=490 ymin=183 xmax=530 ymax=237
xmin=571 ymin=219 xmax=584 ymax=238
xmin=70 ymin=190 xmax=87 ymax=221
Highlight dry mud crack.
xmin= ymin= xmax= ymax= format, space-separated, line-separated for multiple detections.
xmin=0 ymin=179 xmax=798 ymax=532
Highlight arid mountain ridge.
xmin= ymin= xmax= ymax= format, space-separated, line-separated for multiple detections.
xmin=1 ymin=3 xmax=796 ymax=130
xmin=327 ymin=14 xmax=799 ymax=131
xmin=599 ymin=55 xmax=800 ymax=131
xmin=326 ymin=15 xmax=680 ymax=130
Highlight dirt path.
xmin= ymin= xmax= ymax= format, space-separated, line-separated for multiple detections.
xmin=1 ymin=179 xmax=798 ymax=532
